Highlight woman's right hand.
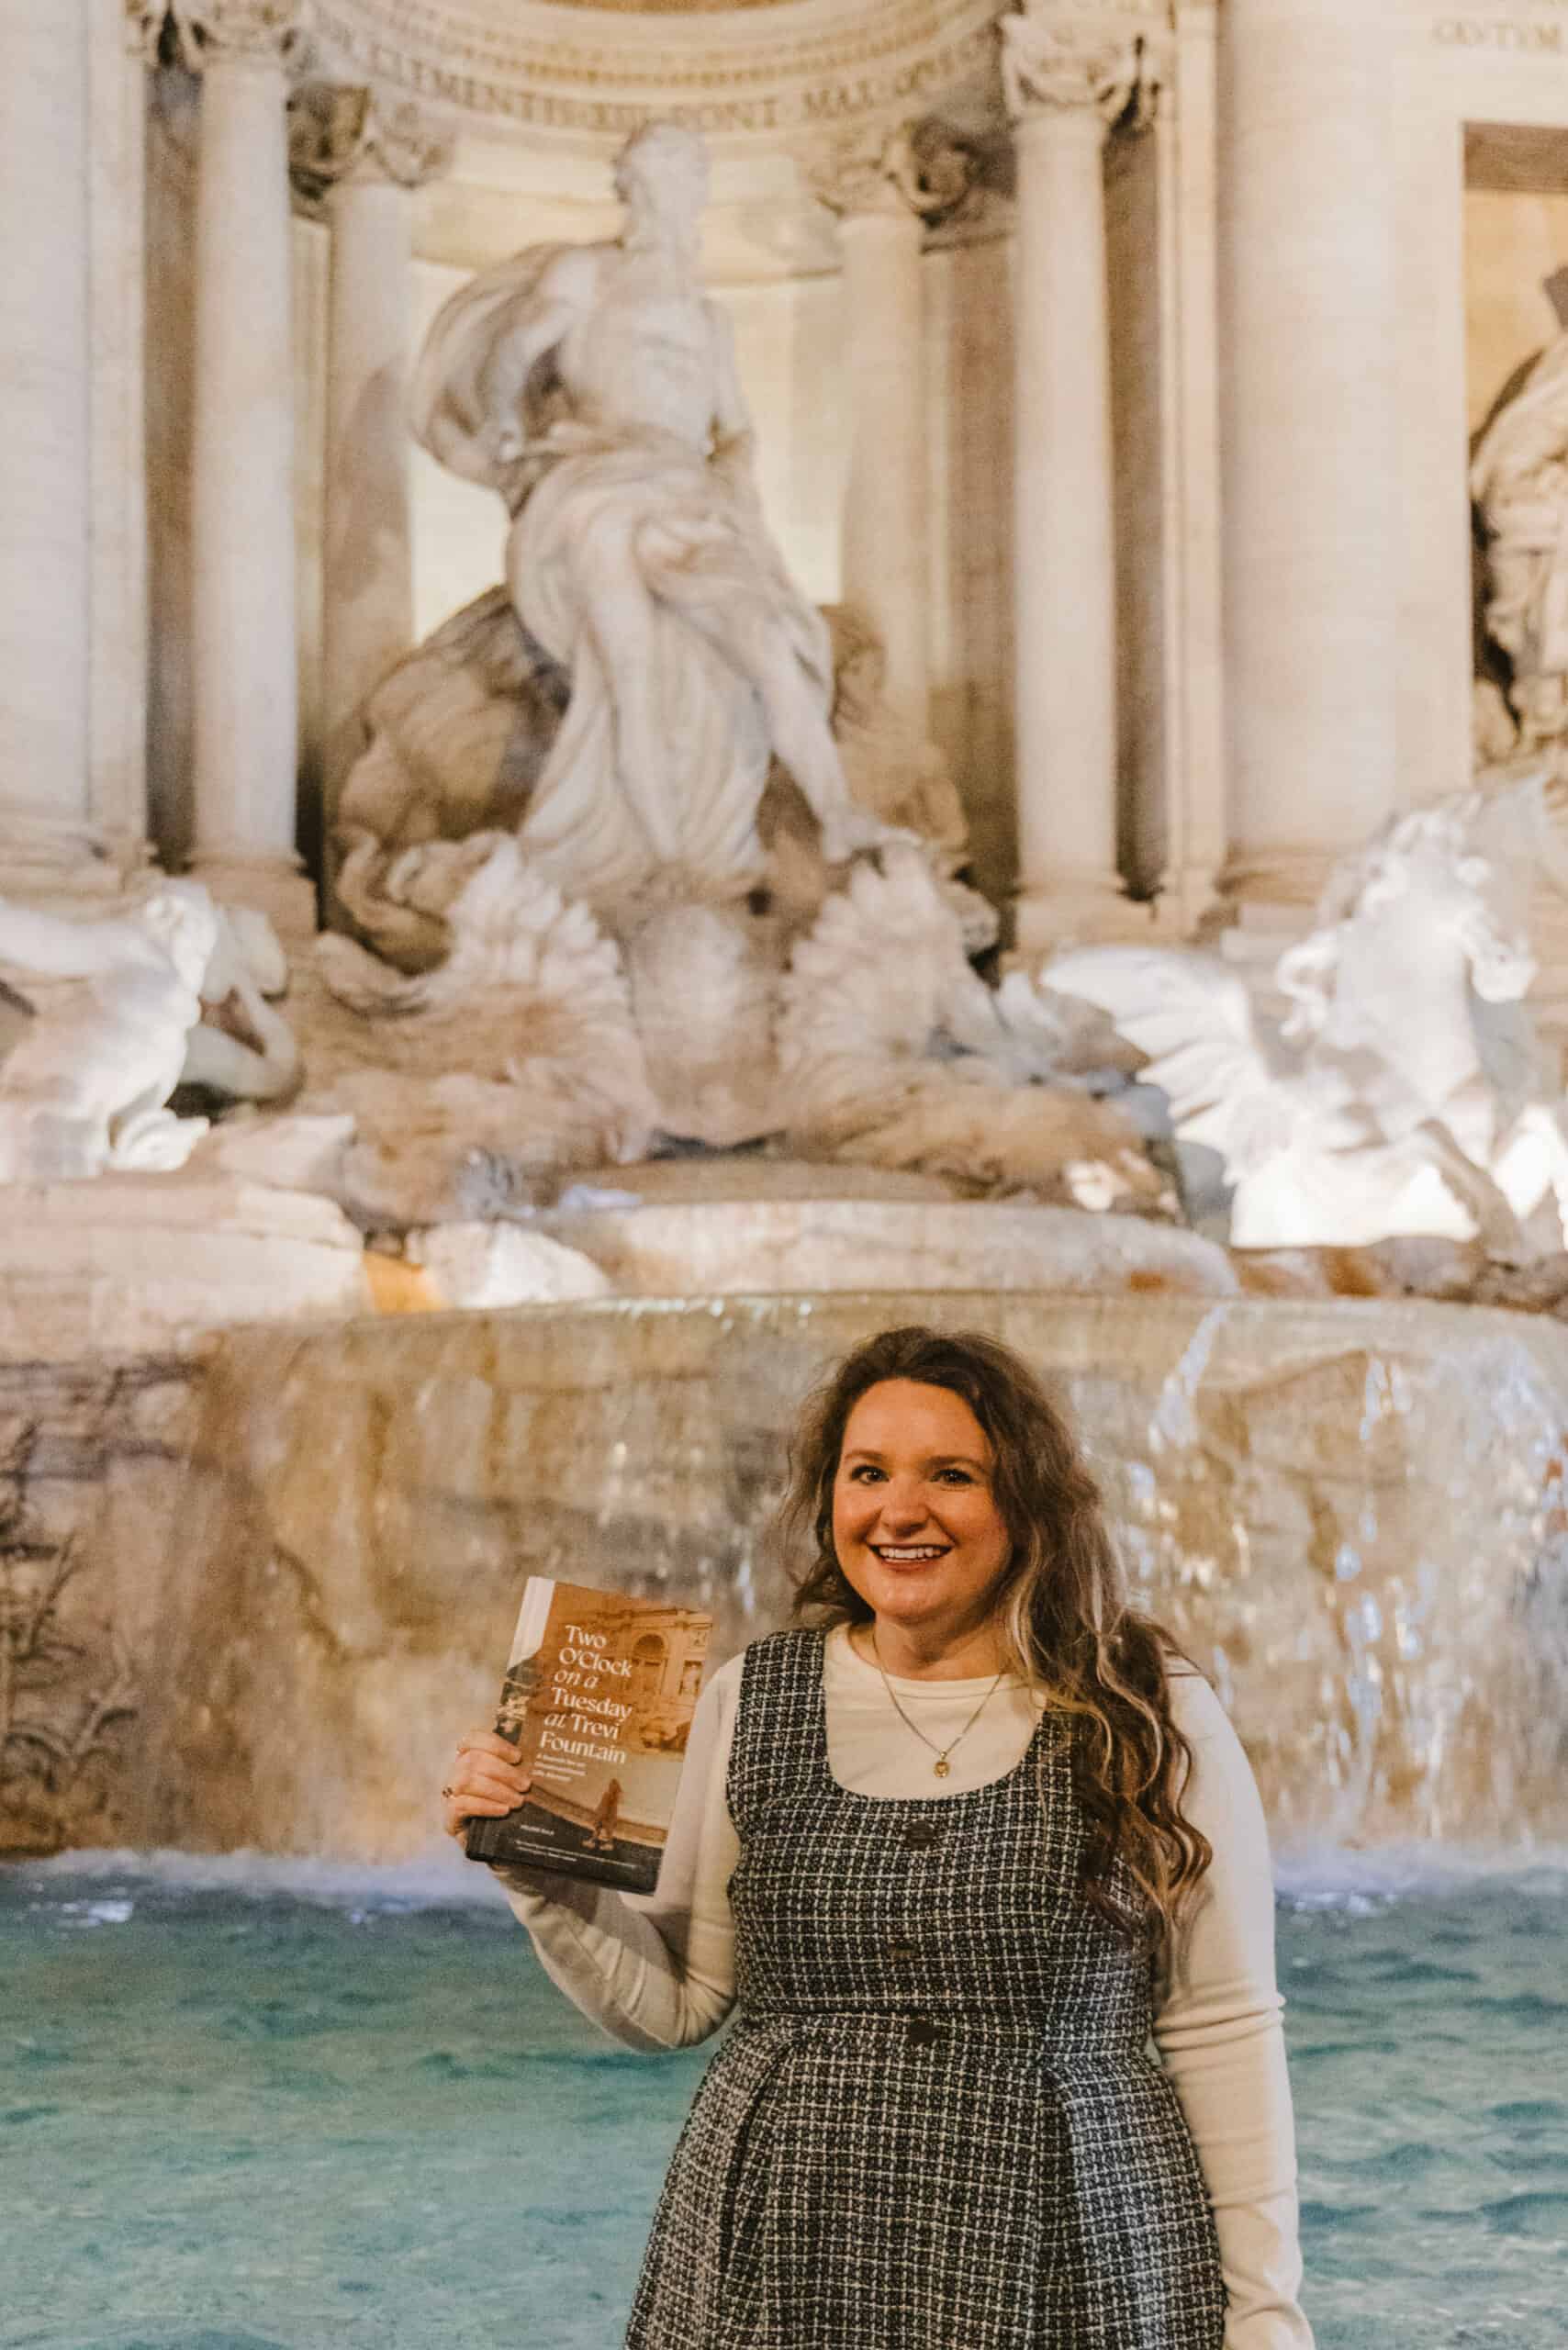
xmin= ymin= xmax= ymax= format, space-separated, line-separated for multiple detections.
xmin=442 ymin=1728 xmax=531 ymax=1842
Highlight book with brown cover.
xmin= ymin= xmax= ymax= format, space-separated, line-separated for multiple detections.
xmin=464 ymin=1574 xmax=713 ymax=1893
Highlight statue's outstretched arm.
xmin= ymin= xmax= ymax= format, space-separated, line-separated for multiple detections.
xmin=410 ymin=241 xmax=598 ymax=497
xmin=476 ymin=282 xmax=589 ymax=465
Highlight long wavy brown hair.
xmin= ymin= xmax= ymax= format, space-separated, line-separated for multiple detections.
xmin=770 ymin=1324 xmax=1213 ymax=1965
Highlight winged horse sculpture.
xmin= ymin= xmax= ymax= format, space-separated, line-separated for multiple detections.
xmin=1046 ymin=791 xmax=1568 ymax=1250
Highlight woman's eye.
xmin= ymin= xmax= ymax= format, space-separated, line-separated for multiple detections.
xmin=936 ymin=1468 xmax=973 ymax=1485
xmin=847 ymin=1464 xmax=883 ymax=1483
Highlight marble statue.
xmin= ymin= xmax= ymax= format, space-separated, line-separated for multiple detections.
xmin=0 ymin=885 xmax=302 ymax=1184
xmin=0 ymin=884 xmax=221 ymax=1181
xmin=778 ymin=845 xmax=1170 ymax=1214
xmin=180 ymin=902 xmax=301 ymax=1106
xmin=302 ymin=830 xmax=1166 ymax=1225
xmin=1473 ymin=281 xmax=1568 ymax=763
xmin=331 ymin=590 xmax=977 ymax=971
xmin=1046 ymin=798 xmax=1568 ymax=1250
xmin=409 ymin=121 xmax=897 ymax=915
xmin=309 ymin=834 xmax=658 ymax=1225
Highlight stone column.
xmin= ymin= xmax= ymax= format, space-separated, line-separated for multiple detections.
xmin=1160 ymin=1 xmax=1227 ymax=933
xmin=1002 ymin=11 xmax=1152 ymax=953
xmin=177 ymin=1 xmax=313 ymax=937
xmin=290 ymin=84 xmax=453 ymax=851
xmin=94 ymin=0 xmax=153 ymax=873
xmin=812 ymin=128 xmax=975 ymax=736
xmin=1216 ymin=0 xmax=1398 ymax=908
xmin=0 ymin=0 xmax=101 ymax=894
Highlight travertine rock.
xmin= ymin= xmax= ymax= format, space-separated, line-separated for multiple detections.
xmin=405 ymin=1222 xmax=611 ymax=1308
xmin=0 ymin=1174 xmax=371 ymax=1355
xmin=142 ymin=1293 xmax=1568 ymax=1859
xmin=1234 ymin=1240 xmax=1487 ymax=1304
xmin=191 ymin=1111 xmax=355 ymax=1195
xmin=0 ymin=1370 xmax=204 ymax=1859
xmin=536 ymin=1201 xmax=1238 ymax=1301
xmin=551 ymin=1157 xmax=962 ymax=1208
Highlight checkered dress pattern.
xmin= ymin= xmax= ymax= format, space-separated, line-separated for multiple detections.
xmin=624 ymin=1626 xmax=1227 ymax=2349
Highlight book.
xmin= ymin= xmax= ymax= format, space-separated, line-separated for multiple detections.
xmin=464 ymin=1574 xmax=713 ymax=1894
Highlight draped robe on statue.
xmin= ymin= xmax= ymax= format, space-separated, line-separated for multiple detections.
xmin=410 ymin=245 xmax=842 ymax=914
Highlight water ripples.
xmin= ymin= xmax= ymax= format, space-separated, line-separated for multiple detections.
xmin=3 ymin=1856 xmax=1565 ymax=2348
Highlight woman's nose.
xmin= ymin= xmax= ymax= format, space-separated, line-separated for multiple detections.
xmin=876 ymin=1483 xmax=930 ymax=1529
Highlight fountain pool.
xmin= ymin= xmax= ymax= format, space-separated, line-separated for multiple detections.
xmin=5 ymin=1852 xmax=1565 ymax=2350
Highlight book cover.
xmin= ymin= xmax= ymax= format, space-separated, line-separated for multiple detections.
xmin=464 ymin=1575 xmax=713 ymax=1894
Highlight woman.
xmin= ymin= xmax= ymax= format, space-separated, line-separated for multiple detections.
xmin=442 ymin=1325 xmax=1314 ymax=2348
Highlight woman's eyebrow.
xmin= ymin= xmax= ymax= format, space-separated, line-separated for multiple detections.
xmin=841 ymin=1448 xmax=988 ymax=1470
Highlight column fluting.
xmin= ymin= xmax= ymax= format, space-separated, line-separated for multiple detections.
xmin=184 ymin=0 xmax=311 ymax=934
xmin=1002 ymin=14 xmax=1148 ymax=952
xmin=1216 ymin=0 xmax=1398 ymax=905
xmin=812 ymin=127 xmax=974 ymax=736
xmin=0 ymin=0 xmax=95 ymax=886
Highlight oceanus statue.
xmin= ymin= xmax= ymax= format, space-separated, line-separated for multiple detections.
xmin=408 ymin=119 xmax=898 ymax=917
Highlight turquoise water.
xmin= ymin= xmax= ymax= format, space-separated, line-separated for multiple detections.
xmin=4 ymin=1853 xmax=1565 ymax=2350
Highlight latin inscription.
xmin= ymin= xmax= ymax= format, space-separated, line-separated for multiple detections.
xmin=308 ymin=9 xmax=997 ymax=138
xmin=1434 ymin=13 xmax=1566 ymax=54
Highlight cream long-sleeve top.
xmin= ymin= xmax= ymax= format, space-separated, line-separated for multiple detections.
xmin=499 ymin=1624 xmax=1315 ymax=2350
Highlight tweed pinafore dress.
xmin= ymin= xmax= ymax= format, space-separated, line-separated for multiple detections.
xmin=624 ymin=1627 xmax=1227 ymax=2349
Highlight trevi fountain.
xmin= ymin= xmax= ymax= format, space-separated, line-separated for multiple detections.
xmin=3 ymin=6 xmax=1568 ymax=2346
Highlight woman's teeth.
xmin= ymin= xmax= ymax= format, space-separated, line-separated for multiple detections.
xmin=874 ymin=1545 xmax=947 ymax=1561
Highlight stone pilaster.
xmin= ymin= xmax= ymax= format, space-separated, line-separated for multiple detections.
xmin=1002 ymin=7 xmax=1163 ymax=952
xmin=0 ymin=0 xmax=103 ymax=897
xmin=290 ymin=83 xmax=452 ymax=874
xmin=172 ymin=0 xmax=315 ymax=937
xmin=1216 ymin=0 xmax=1399 ymax=912
xmin=810 ymin=124 xmax=979 ymax=735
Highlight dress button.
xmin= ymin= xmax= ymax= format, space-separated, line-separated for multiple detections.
xmin=904 ymin=1820 xmax=940 ymax=1851
xmin=889 ymin=1939 xmax=918 ymax=1961
xmin=907 ymin=2015 xmax=945 ymax=2049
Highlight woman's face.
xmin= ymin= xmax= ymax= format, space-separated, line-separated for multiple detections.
xmin=832 ymin=1379 xmax=1014 ymax=1639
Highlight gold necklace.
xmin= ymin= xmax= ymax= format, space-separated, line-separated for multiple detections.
xmin=864 ymin=1624 xmax=1009 ymax=1779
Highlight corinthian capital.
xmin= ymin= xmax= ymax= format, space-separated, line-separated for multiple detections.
xmin=289 ymin=81 xmax=454 ymax=209
xmin=159 ymin=1 xmax=308 ymax=69
xmin=807 ymin=119 xmax=982 ymax=229
xmin=1000 ymin=9 xmax=1165 ymax=129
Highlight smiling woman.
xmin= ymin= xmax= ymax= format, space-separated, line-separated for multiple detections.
xmin=447 ymin=1324 xmax=1315 ymax=2350
xmin=832 ymin=1377 xmax=1016 ymax=1700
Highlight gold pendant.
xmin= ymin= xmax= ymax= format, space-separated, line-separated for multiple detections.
xmin=934 ymin=1756 xmax=950 ymax=1778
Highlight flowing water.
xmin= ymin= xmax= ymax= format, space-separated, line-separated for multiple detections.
xmin=5 ymin=1852 xmax=1565 ymax=2350
xmin=141 ymin=1294 xmax=1568 ymax=1860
